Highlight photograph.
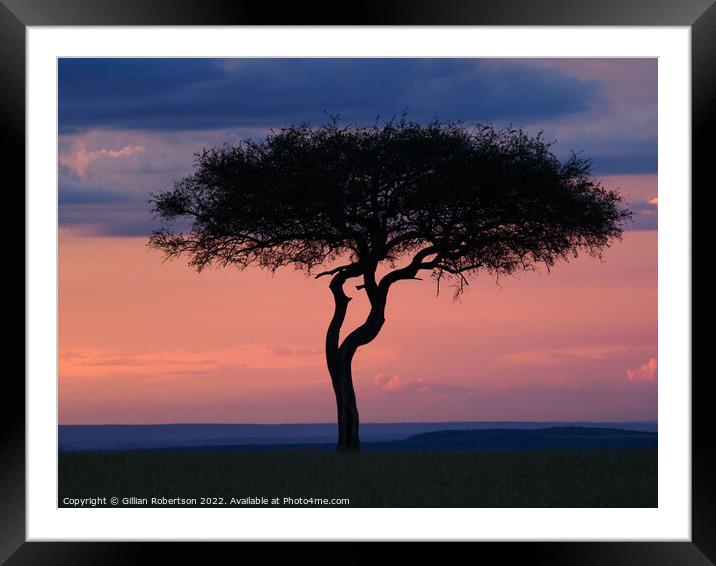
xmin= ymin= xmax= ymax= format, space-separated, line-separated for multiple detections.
xmin=57 ymin=57 xmax=659 ymax=509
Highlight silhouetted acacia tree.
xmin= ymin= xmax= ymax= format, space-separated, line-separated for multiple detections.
xmin=149 ymin=119 xmax=630 ymax=452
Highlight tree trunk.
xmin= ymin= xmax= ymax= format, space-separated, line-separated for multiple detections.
xmin=329 ymin=351 xmax=360 ymax=452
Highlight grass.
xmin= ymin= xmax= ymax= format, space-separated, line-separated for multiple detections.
xmin=58 ymin=448 xmax=657 ymax=508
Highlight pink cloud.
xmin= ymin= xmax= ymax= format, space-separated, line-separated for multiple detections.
xmin=372 ymin=373 xmax=472 ymax=397
xmin=268 ymin=344 xmax=320 ymax=356
xmin=626 ymin=358 xmax=657 ymax=382
xmin=58 ymin=344 xmax=325 ymax=380
xmin=373 ymin=373 xmax=406 ymax=392
xmin=502 ymin=344 xmax=652 ymax=365
xmin=59 ymin=142 xmax=145 ymax=176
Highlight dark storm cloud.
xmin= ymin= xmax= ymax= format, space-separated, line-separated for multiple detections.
xmin=57 ymin=58 xmax=658 ymax=235
xmin=58 ymin=183 xmax=131 ymax=205
xmin=58 ymin=58 xmax=602 ymax=133
xmin=590 ymin=152 xmax=658 ymax=175
xmin=576 ymin=138 xmax=658 ymax=176
xmin=59 ymin=202 xmax=156 ymax=237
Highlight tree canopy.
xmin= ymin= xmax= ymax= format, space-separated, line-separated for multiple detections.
xmin=150 ymin=119 xmax=630 ymax=294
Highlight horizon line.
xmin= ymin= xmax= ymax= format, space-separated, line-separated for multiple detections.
xmin=59 ymin=419 xmax=658 ymax=427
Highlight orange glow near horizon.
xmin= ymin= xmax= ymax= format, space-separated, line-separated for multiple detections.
xmin=59 ymin=212 xmax=657 ymax=424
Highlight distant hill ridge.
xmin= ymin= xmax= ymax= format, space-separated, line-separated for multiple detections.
xmin=406 ymin=426 xmax=656 ymax=441
xmin=393 ymin=426 xmax=657 ymax=453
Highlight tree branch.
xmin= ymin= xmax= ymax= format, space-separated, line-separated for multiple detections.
xmin=315 ymin=263 xmax=361 ymax=279
xmin=378 ymin=246 xmax=441 ymax=291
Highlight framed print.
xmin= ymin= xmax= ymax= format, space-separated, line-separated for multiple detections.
xmin=7 ymin=0 xmax=711 ymax=563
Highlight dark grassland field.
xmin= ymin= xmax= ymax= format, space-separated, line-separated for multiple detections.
xmin=59 ymin=449 xmax=657 ymax=507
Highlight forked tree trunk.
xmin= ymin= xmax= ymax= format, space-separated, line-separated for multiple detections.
xmin=325 ymin=268 xmax=386 ymax=453
xmin=321 ymin=251 xmax=437 ymax=451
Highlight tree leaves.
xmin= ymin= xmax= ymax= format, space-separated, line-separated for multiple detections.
xmin=149 ymin=118 xmax=630 ymax=293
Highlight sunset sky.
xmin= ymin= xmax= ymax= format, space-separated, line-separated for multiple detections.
xmin=58 ymin=58 xmax=657 ymax=425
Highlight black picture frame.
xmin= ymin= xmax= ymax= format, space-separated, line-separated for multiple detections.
xmin=6 ymin=1 xmax=710 ymax=563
